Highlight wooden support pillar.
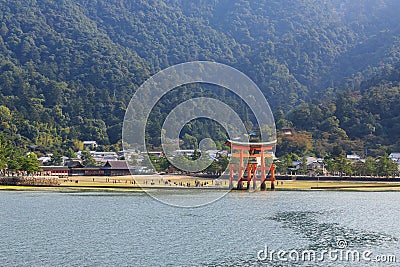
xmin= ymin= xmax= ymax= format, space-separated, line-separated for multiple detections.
xmin=239 ymin=149 xmax=244 ymax=180
xmin=261 ymin=148 xmax=266 ymax=180
xmin=237 ymin=180 xmax=243 ymax=190
xmin=229 ymin=163 xmax=234 ymax=189
xmin=270 ymin=164 xmax=275 ymax=190
xmin=237 ymin=148 xmax=244 ymax=190
xmin=246 ymin=164 xmax=251 ymax=190
xmin=260 ymin=148 xmax=266 ymax=191
xmin=260 ymin=182 xmax=266 ymax=190
xmin=252 ymin=164 xmax=257 ymax=190
xmin=271 ymin=164 xmax=275 ymax=181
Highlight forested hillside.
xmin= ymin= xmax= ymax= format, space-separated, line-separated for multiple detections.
xmin=0 ymin=0 xmax=400 ymax=157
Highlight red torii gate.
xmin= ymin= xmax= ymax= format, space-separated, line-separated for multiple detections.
xmin=226 ymin=139 xmax=276 ymax=191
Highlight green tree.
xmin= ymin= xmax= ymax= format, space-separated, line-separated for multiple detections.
xmin=332 ymin=145 xmax=345 ymax=159
xmin=191 ymin=150 xmax=201 ymax=161
xmin=364 ymin=157 xmax=376 ymax=176
xmin=324 ymin=158 xmax=339 ymax=175
xmin=336 ymin=157 xmax=354 ymax=176
xmin=129 ymin=154 xmax=138 ymax=166
xmin=275 ymin=153 xmax=298 ymax=174
xmin=299 ymin=157 xmax=308 ymax=175
xmin=0 ymin=135 xmax=12 ymax=170
xmin=50 ymin=152 xmax=63 ymax=166
xmin=65 ymin=148 xmax=77 ymax=159
xmin=81 ymin=151 xmax=97 ymax=166
xmin=218 ymin=155 xmax=229 ymax=174
xmin=149 ymin=155 xmax=171 ymax=172
xmin=19 ymin=152 xmax=41 ymax=174
xmin=0 ymin=105 xmax=12 ymax=132
xmin=375 ymin=155 xmax=399 ymax=177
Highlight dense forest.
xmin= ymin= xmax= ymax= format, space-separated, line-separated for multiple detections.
xmin=0 ymin=0 xmax=400 ymax=161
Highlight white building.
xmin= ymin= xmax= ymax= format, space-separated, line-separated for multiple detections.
xmin=38 ymin=156 xmax=52 ymax=164
xmin=77 ymin=151 xmax=118 ymax=163
xmin=389 ymin=153 xmax=400 ymax=171
xmin=83 ymin=141 xmax=98 ymax=149
xmin=172 ymin=149 xmax=195 ymax=157
xmin=389 ymin=153 xmax=400 ymax=163
xmin=346 ymin=154 xmax=361 ymax=162
xmin=143 ymin=151 xmax=163 ymax=157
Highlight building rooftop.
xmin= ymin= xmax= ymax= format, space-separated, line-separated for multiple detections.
xmin=389 ymin=153 xmax=400 ymax=158
xmin=41 ymin=166 xmax=69 ymax=171
xmin=103 ymin=160 xmax=129 ymax=170
xmin=83 ymin=141 xmax=97 ymax=144
xmin=346 ymin=154 xmax=361 ymax=160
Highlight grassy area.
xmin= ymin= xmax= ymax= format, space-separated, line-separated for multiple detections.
xmin=273 ymin=180 xmax=400 ymax=191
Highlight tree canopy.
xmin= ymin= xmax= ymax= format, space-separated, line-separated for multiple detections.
xmin=0 ymin=0 xmax=400 ymax=159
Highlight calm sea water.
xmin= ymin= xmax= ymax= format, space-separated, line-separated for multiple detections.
xmin=0 ymin=190 xmax=399 ymax=266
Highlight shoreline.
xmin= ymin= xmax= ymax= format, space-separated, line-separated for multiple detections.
xmin=2 ymin=177 xmax=400 ymax=192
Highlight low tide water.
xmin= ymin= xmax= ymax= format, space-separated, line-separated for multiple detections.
xmin=0 ymin=190 xmax=399 ymax=266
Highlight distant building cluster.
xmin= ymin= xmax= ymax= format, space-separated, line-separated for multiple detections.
xmin=76 ymin=151 xmax=119 ymax=163
xmin=38 ymin=140 xmax=229 ymax=177
xmin=287 ymin=156 xmax=325 ymax=174
xmin=285 ymin=153 xmax=400 ymax=175
xmin=38 ymin=139 xmax=400 ymax=177
xmin=122 ymin=148 xmax=228 ymax=163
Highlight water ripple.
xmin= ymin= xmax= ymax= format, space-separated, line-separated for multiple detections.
xmin=268 ymin=211 xmax=398 ymax=250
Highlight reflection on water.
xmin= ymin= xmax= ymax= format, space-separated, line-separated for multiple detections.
xmin=149 ymin=189 xmax=230 ymax=208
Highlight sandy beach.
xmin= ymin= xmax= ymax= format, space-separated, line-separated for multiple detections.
xmin=2 ymin=175 xmax=400 ymax=192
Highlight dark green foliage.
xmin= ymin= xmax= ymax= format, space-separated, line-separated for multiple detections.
xmin=19 ymin=152 xmax=41 ymax=174
xmin=0 ymin=135 xmax=12 ymax=169
xmin=80 ymin=150 xmax=97 ymax=166
xmin=0 ymin=0 xmax=399 ymax=159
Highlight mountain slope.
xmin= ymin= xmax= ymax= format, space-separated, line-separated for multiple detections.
xmin=0 ymin=0 xmax=399 ymax=154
